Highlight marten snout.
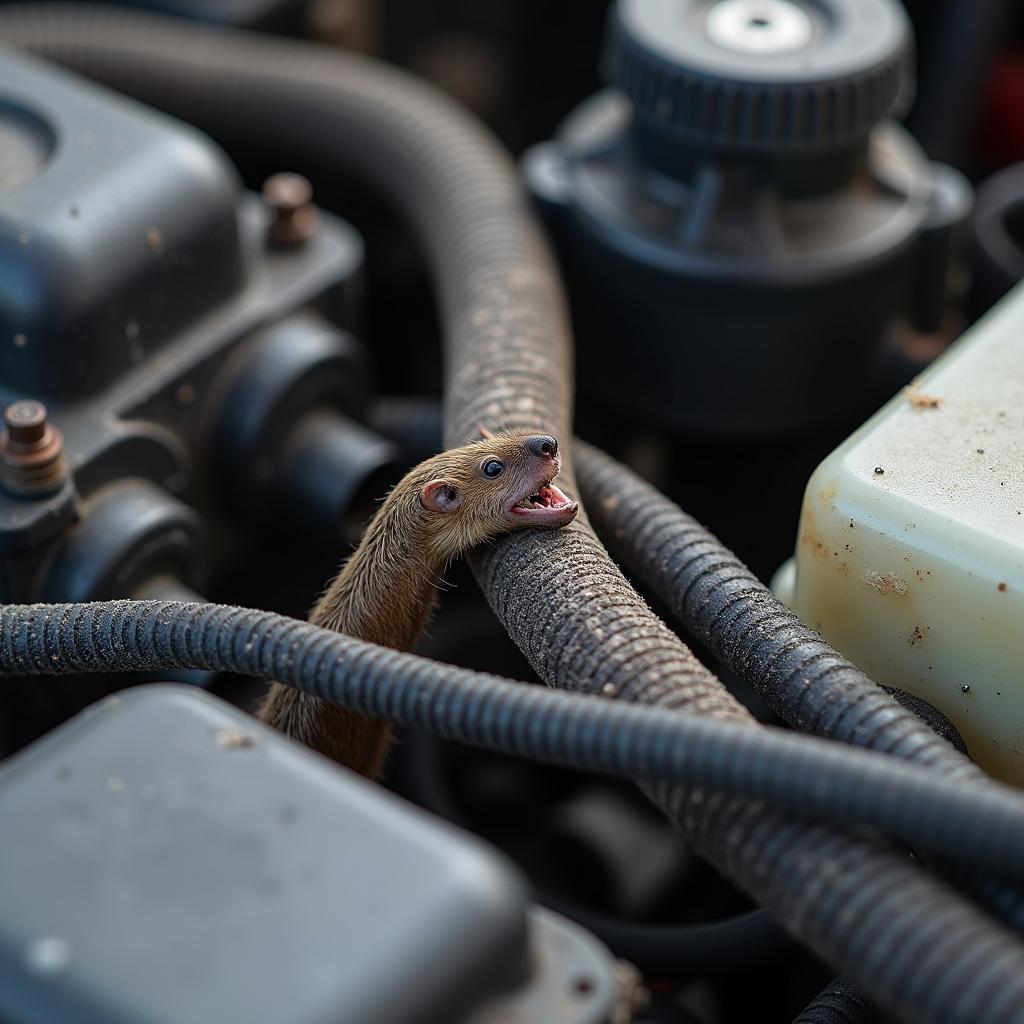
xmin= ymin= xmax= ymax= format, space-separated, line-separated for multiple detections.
xmin=526 ymin=435 xmax=558 ymax=460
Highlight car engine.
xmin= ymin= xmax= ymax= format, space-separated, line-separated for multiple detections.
xmin=1 ymin=2 xmax=1023 ymax=1022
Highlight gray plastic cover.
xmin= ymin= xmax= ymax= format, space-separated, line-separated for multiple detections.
xmin=0 ymin=685 xmax=531 ymax=1024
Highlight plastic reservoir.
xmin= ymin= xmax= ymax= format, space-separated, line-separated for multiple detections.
xmin=774 ymin=283 xmax=1024 ymax=784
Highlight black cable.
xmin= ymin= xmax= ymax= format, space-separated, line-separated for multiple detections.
xmin=5 ymin=599 xmax=1024 ymax=880
xmin=575 ymin=439 xmax=1024 ymax=934
xmin=544 ymin=903 xmax=795 ymax=980
xmin=575 ymin=440 xmax=981 ymax=782
xmin=793 ymin=978 xmax=878 ymax=1024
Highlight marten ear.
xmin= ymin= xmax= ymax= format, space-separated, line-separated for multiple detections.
xmin=421 ymin=479 xmax=463 ymax=513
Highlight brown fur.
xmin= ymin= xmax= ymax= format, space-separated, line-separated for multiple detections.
xmin=257 ymin=430 xmax=577 ymax=778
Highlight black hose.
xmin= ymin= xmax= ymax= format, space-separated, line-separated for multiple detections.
xmin=8 ymin=599 xmax=1024 ymax=876
xmin=544 ymin=904 xmax=796 ymax=980
xmin=793 ymin=978 xmax=878 ymax=1024
xmin=575 ymin=441 xmax=1024 ymax=928
xmin=575 ymin=440 xmax=981 ymax=782
xmin=4 ymin=10 xmax=1024 ymax=1021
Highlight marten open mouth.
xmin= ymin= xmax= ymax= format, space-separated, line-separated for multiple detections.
xmin=509 ymin=478 xmax=578 ymax=525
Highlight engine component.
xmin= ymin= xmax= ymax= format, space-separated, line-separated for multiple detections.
xmin=3 ymin=6 xmax=1024 ymax=1023
xmin=0 ymin=400 xmax=66 ymax=497
xmin=544 ymin=788 xmax=692 ymax=918
xmin=776 ymin=280 xmax=1024 ymax=785
xmin=39 ymin=480 xmax=207 ymax=604
xmin=525 ymin=0 xmax=971 ymax=438
xmin=0 ymin=45 xmax=364 ymax=613
xmin=0 ymin=685 xmax=625 ymax=1024
xmin=2 ymin=11 xmax=1021 ymax=1024
xmin=214 ymin=314 xmax=399 ymax=545
xmin=970 ymin=162 xmax=1024 ymax=317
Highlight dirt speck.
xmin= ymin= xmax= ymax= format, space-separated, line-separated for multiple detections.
xmin=602 ymin=494 xmax=621 ymax=511
xmin=904 ymin=386 xmax=941 ymax=409
xmin=146 ymin=227 xmax=163 ymax=252
xmin=13 ymin=334 xmax=27 ymax=348
xmin=215 ymin=728 xmax=255 ymax=750
xmin=908 ymin=625 xmax=926 ymax=646
xmin=801 ymin=531 xmax=833 ymax=559
xmin=961 ymin=684 xmax=971 ymax=694
xmin=998 ymin=582 xmax=1008 ymax=593
xmin=862 ymin=570 xmax=909 ymax=596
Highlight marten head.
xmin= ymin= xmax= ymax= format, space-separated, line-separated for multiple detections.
xmin=415 ymin=430 xmax=577 ymax=556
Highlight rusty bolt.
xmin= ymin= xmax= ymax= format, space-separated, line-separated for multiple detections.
xmin=0 ymin=400 xmax=67 ymax=497
xmin=262 ymin=172 xmax=320 ymax=247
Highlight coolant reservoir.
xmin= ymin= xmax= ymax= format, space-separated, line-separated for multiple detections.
xmin=775 ymin=283 xmax=1024 ymax=784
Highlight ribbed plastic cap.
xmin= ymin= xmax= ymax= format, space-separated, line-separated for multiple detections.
xmin=605 ymin=0 xmax=913 ymax=152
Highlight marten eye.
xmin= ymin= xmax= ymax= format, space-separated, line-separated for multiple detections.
xmin=482 ymin=459 xmax=504 ymax=479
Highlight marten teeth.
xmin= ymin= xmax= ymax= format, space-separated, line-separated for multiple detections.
xmin=513 ymin=484 xmax=569 ymax=511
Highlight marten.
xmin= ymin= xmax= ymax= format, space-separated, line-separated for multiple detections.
xmin=258 ymin=429 xmax=578 ymax=778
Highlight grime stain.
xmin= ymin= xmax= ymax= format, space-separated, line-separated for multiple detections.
xmin=903 ymin=386 xmax=942 ymax=409
xmin=862 ymin=571 xmax=909 ymax=597
xmin=214 ymin=728 xmax=255 ymax=750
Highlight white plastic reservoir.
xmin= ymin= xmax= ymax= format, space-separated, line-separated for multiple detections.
xmin=775 ymin=283 xmax=1024 ymax=784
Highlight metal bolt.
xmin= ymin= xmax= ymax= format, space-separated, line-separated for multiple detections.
xmin=5 ymin=401 xmax=48 ymax=446
xmin=0 ymin=400 xmax=67 ymax=497
xmin=262 ymin=173 xmax=320 ymax=247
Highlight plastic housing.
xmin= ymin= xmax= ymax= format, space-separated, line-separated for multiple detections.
xmin=778 ymin=283 xmax=1024 ymax=783
xmin=0 ymin=686 xmax=533 ymax=1024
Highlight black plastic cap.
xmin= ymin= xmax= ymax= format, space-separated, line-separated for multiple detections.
xmin=605 ymin=0 xmax=913 ymax=153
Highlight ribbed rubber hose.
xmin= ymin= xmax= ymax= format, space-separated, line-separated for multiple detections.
xmin=794 ymin=979 xmax=878 ymax=1024
xmin=9 ymin=600 xmax=1024 ymax=874
xmin=574 ymin=441 xmax=981 ymax=780
xmin=575 ymin=440 xmax=1024 ymax=928
xmin=3 ymin=9 xmax=1024 ymax=1021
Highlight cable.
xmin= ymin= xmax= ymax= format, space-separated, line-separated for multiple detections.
xmin=793 ymin=978 xmax=878 ymax=1024
xmin=5 ymin=599 xmax=1024 ymax=878
xmin=575 ymin=439 xmax=1024 ymax=929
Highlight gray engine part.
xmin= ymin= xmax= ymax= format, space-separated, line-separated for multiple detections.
xmin=0 ymin=685 xmax=626 ymax=1024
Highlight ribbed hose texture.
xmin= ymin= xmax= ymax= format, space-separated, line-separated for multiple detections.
xmin=794 ymin=979 xmax=878 ymax=1024
xmin=9 ymin=601 xmax=1024 ymax=874
xmin=576 ymin=440 xmax=1024 ymax=930
xmin=2 ymin=9 xmax=1024 ymax=1020
xmin=575 ymin=441 xmax=980 ymax=782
